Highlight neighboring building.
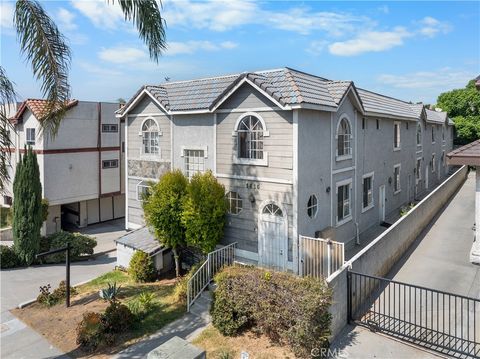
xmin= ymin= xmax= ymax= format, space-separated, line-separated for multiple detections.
xmin=2 ymin=99 xmax=126 ymax=235
xmin=117 ymin=68 xmax=454 ymax=273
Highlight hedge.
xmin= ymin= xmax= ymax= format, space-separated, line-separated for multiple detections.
xmin=43 ymin=231 xmax=97 ymax=263
xmin=211 ymin=266 xmax=332 ymax=358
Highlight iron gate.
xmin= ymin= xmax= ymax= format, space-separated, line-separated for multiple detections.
xmin=348 ymin=270 xmax=480 ymax=358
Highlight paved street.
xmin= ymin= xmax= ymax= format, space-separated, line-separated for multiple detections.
xmin=332 ymin=171 xmax=480 ymax=358
xmin=0 ymin=252 xmax=116 ymax=359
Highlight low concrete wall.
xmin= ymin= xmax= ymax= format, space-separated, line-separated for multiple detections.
xmin=327 ymin=165 xmax=468 ymax=339
xmin=0 ymin=227 xmax=13 ymax=241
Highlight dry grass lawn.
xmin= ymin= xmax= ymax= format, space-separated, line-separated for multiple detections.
xmin=12 ymin=270 xmax=184 ymax=358
xmin=193 ymin=325 xmax=295 ymax=359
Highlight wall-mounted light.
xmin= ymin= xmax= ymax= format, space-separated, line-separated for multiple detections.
xmin=68 ymin=164 xmax=73 ymax=170
xmin=326 ymin=186 xmax=331 ymax=193
xmin=248 ymin=193 xmax=255 ymax=204
xmin=388 ymin=177 xmax=392 ymax=185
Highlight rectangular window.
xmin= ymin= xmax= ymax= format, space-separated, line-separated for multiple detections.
xmin=184 ymin=149 xmax=205 ymax=179
xmin=102 ymin=159 xmax=118 ymax=169
xmin=416 ymin=159 xmax=422 ymax=181
xmin=394 ymin=122 xmax=401 ymax=149
xmin=137 ymin=183 xmax=151 ymax=201
xmin=431 ymin=126 xmax=435 ymax=143
xmin=102 ymin=124 xmax=118 ymax=132
xmin=406 ymin=122 xmax=409 ymax=130
xmin=442 ymin=126 xmax=445 ymax=142
xmin=362 ymin=175 xmax=373 ymax=209
xmin=26 ymin=128 xmax=35 ymax=146
xmin=394 ymin=165 xmax=401 ymax=193
xmin=376 ymin=119 xmax=380 ymax=130
xmin=431 ymin=154 xmax=436 ymax=172
xmin=442 ymin=151 xmax=446 ymax=167
xmin=362 ymin=118 xmax=366 ymax=130
xmin=3 ymin=196 xmax=12 ymax=206
xmin=337 ymin=182 xmax=351 ymax=223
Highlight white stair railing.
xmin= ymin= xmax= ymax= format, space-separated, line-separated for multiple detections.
xmin=187 ymin=242 xmax=237 ymax=312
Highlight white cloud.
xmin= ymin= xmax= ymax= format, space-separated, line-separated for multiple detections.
xmin=378 ymin=5 xmax=389 ymax=14
xmin=163 ymin=0 xmax=368 ymax=37
xmin=306 ymin=40 xmax=328 ymax=55
xmin=165 ymin=40 xmax=237 ymax=56
xmin=328 ymin=27 xmax=411 ymax=56
xmin=71 ymin=0 xmax=124 ymax=29
xmin=99 ymin=47 xmax=148 ymax=64
xmin=0 ymin=2 xmax=14 ymax=29
xmin=378 ymin=68 xmax=475 ymax=90
xmin=418 ymin=16 xmax=452 ymax=38
xmin=57 ymin=8 xmax=77 ymax=31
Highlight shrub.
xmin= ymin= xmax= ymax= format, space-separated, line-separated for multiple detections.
xmin=52 ymin=280 xmax=78 ymax=300
xmin=127 ymin=292 xmax=156 ymax=317
xmin=174 ymin=261 xmax=204 ymax=305
xmin=128 ymin=250 xmax=156 ymax=283
xmin=45 ymin=231 xmax=97 ymax=263
xmin=102 ymin=301 xmax=133 ymax=334
xmin=37 ymin=280 xmax=77 ymax=307
xmin=211 ymin=266 xmax=332 ymax=358
xmin=76 ymin=312 xmax=104 ymax=352
xmin=0 ymin=245 xmax=21 ymax=268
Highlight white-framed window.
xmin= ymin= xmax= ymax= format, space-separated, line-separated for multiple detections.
xmin=336 ymin=179 xmax=352 ymax=225
xmin=431 ymin=126 xmax=435 ymax=144
xmin=442 ymin=151 xmax=446 ymax=167
xmin=362 ymin=118 xmax=367 ymax=130
xmin=102 ymin=159 xmax=118 ymax=169
xmin=394 ymin=121 xmax=401 ymax=150
xmin=102 ymin=124 xmax=118 ymax=133
xmin=307 ymin=195 xmax=318 ymax=218
xmin=442 ymin=126 xmax=445 ymax=143
xmin=376 ymin=119 xmax=380 ymax=130
xmin=416 ymin=123 xmax=422 ymax=146
xmin=431 ymin=153 xmax=436 ymax=173
xmin=393 ymin=164 xmax=401 ymax=194
xmin=336 ymin=117 xmax=352 ymax=159
xmin=183 ymin=149 xmax=205 ymax=179
xmin=136 ymin=181 xmax=151 ymax=201
xmin=416 ymin=158 xmax=422 ymax=182
xmin=141 ymin=118 xmax=160 ymax=155
xmin=362 ymin=173 xmax=374 ymax=211
xmin=226 ymin=191 xmax=242 ymax=215
xmin=26 ymin=128 xmax=35 ymax=146
xmin=237 ymin=114 xmax=264 ymax=160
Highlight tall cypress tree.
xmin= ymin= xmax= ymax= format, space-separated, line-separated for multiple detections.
xmin=12 ymin=147 xmax=42 ymax=265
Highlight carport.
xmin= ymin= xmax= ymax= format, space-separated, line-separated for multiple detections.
xmin=447 ymin=139 xmax=480 ymax=264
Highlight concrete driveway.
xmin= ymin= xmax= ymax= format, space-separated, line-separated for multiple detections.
xmin=70 ymin=218 xmax=127 ymax=254
xmin=0 ymin=253 xmax=116 ymax=359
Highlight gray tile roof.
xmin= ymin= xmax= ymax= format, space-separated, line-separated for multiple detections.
xmin=425 ymin=108 xmax=448 ymax=124
xmin=119 ymin=67 xmax=444 ymax=121
xmin=115 ymin=226 xmax=163 ymax=255
xmin=409 ymin=103 xmax=425 ymax=119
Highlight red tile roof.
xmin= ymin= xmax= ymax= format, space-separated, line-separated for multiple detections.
xmin=11 ymin=99 xmax=78 ymax=123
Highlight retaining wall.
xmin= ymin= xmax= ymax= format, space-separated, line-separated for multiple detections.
xmin=327 ymin=165 xmax=468 ymax=339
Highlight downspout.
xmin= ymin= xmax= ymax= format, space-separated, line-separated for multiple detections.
xmin=354 ymin=109 xmax=360 ymax=245
xmin=97 ymin=102 xmax=102 ymax=222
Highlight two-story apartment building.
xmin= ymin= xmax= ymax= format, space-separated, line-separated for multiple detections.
xmin=2 ymin=100 xmax=126 ymax=235
xmin=117 ymin=68 xmax=454 ymax=273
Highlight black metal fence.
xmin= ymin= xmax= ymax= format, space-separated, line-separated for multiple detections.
xmin=348 ymin=270 xmax=480 ymax=358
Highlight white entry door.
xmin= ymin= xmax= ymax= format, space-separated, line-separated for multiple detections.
xmin=379 ymin=185 xmax=386 ymax=222
xmin=259 ymin=203 xmax=287 ymax=270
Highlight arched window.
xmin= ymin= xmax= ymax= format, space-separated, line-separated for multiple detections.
xmin=237 ymin=115 xmax=264 ymax=160
xmin=262 ymin=203 xmax=283 ymax=216
xmin=416 ymin=123 xmax=422 ymax=146
xmin=307 ymin=195 xmax=318 ymax=218
xmin=337 ymin=118 xmax=351 ymax=157
xmin=142 ymin=118 xmax=159 ymax=154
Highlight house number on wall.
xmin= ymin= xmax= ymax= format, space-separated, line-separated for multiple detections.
xmin=245 ymin=182 xmax=260 ymax=190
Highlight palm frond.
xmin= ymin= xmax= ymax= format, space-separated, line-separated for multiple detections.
xmin=14 ymin=0 xmax=71 ymax=139
xmin=0 ymin=66 xmax=17 ymax=193
xmin=115 ymin=0 xmax=167 ymax=62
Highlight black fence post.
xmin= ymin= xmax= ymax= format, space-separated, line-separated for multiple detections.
xmin=347 ymin=269 xmax=352 ymax=324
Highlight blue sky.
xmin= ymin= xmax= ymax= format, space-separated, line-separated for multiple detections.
xmin=1 ymin=1 xmax=479 ymax=104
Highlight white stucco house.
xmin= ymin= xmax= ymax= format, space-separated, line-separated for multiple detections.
xmin=2 ymin=99 xmax=126 ymax=235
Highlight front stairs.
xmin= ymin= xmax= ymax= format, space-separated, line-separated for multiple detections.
xmin=188 ymin=283 xmax=215 ymax=321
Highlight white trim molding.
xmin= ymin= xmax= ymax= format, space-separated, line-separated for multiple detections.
xmin=216 ymin=173 xmax=292 ymax=185
xmin=393 ymin=163 xmax=402 ymax=194
xmin=361 ymin=171 xmax=375 ymax=213
xmin=180 ymin=145 xmax=208 ymax=158
xmin=335 ymin=178 xmax=353 ymax=227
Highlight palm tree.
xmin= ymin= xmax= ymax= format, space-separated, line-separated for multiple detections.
xmin=0 ymin=0 xmax=167 ymax=191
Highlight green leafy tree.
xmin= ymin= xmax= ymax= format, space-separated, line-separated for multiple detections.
xmin=437 ymin=80 xmax=480 ymax=144
xmin=12 ymin=147 xmax=42 ymax=265
xmin=1 ymin=0 xmax=167 ymax=191
xmin=143 ymin=170 xmax=188 ymax=277
xmin=182 ymin=171 xmax=227 ymax=254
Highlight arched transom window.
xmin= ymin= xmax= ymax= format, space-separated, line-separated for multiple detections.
xmin=337 ymin=118 xmax=352 ymax=157
xmin=237 ymin=115 xmax=264 ymax=160
xmin=416 ymin=123 xmax=422 ymax=146
xmin=262 ymin=203 xmax=283 ymax=217
xmin=142 ymin=119 xmax=159 ymax=155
